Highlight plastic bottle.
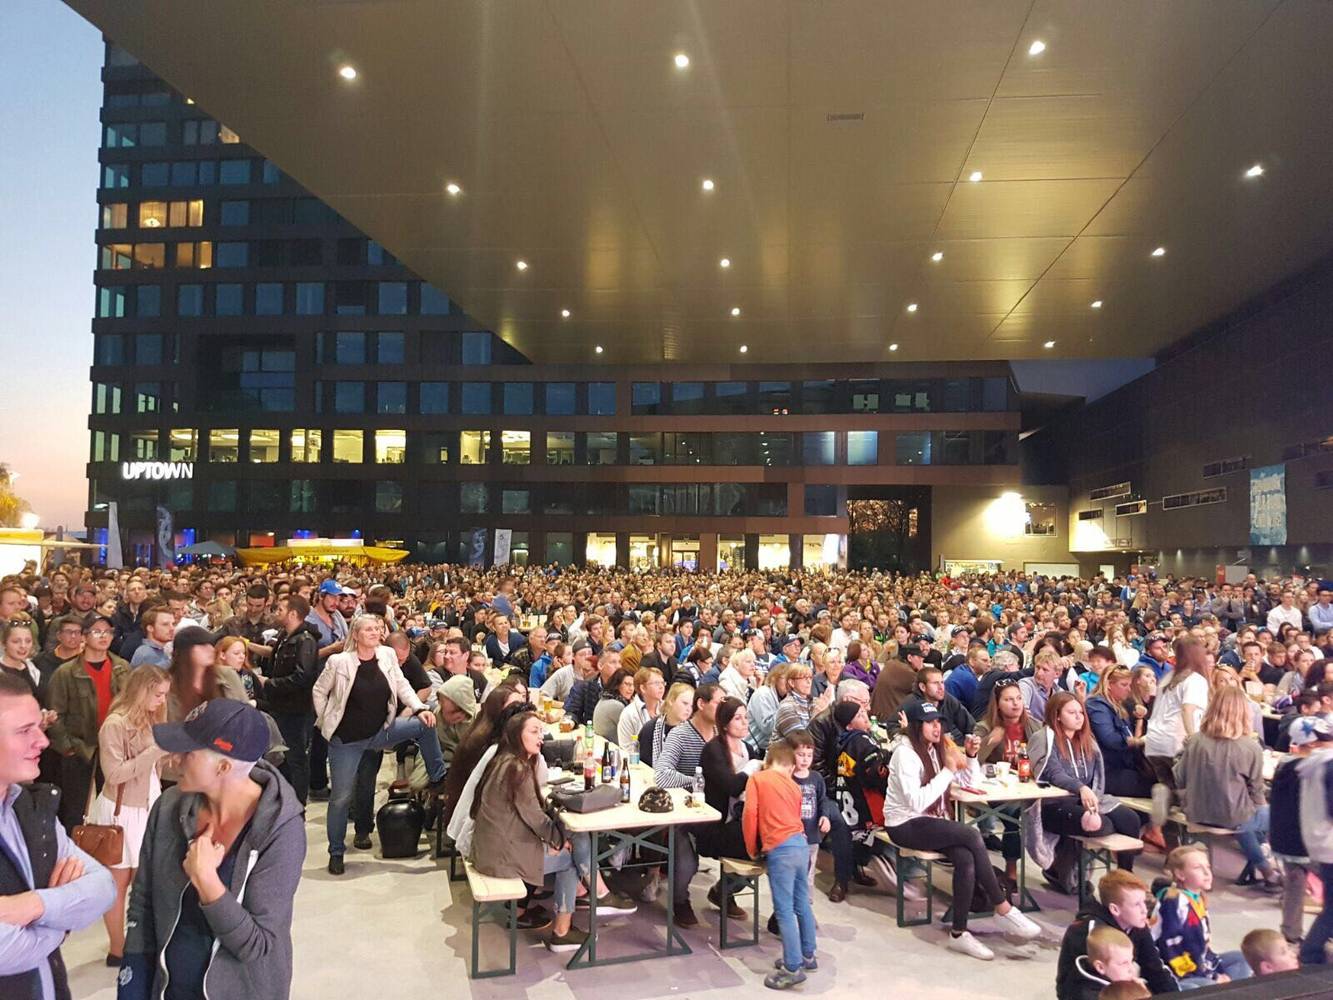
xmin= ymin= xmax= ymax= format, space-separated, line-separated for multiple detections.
xmin=583 ymin=755 xmax=596 ymax=791
xmin=1017 ymin=742 xmax=1032 ymax=783
xmin=692 ymin=766 xmax=705 ymax=798
xmin=584 ymin=721 xmax=595 ymax=756
xmin=627 ymin=735 xmax=640 ymax=767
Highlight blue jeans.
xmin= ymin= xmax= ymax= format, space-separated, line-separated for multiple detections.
xmin=1301 ymin=862 xmax=1333 ymax=963
xmin=327 ymin=717 xmax=446 ymax=857
xmin=544 ymin=837 xmax=593 ymax=915
xmin=767 ymin=833 xmax=817 ymax=973
xmin=353 ymin=750 xmax=382 ymax=837
xmin=1233 ymin=805 xmax=1270 ymax=869
xmin=1178 ymin=949 xmax=1251 ymax=988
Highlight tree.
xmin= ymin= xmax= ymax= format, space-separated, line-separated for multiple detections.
xmin=0 ymin=464 xmax=33 ymax=528
xmin=848 ymin=499 xmax=919 ymax=571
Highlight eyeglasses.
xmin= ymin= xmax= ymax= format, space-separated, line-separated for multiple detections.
xmin=87 ymin=629 xmax=114 ymax=638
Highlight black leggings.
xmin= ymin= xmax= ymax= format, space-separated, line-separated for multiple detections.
xmin=1041 ymin=801 xmax=1141 ymax=877
xmin=887 ymin=816 xmax=1003 ymax=932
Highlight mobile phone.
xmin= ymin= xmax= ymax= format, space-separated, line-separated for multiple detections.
xmin=548 ymin=775 xmax=575 ymax=787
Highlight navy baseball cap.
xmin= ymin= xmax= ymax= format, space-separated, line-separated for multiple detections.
xmin=153 ymin=699 xmax=270 ymax=762
xmin=904 ymin=700 xmax=942 ymax=725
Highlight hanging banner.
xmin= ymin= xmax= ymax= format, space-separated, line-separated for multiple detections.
xmin=106 ymin=502 xmax=124 ymax=569
xmin=1249 ymin=464 xmax=1287 ymax=545
xmin=155 ymin=505 xmax=175 ymax=567
xmin=493 ymin=528 xmax=512 ymax=566
xmin=466 ymin=528 xmax=487 ymax=566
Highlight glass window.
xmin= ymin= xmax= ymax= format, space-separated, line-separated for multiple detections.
xmin=136 ymin=334 xmax=163 ymax=365
xmin=172 ymin=241 xmax=212 ymax=268
xmin=758 ymin=381 xmax=791 ymax=415
xmin=802 ymin=380 xmax=834 ymax=414
xmin=377 ymin=331 xmax=404 ymax=364
xmin=544 ymin=383 xmax=575 ymax=415
xmin=460 ymin=331 xmax=491 ymax=365
xmin=333 ymin=382 xmax=365 ymax=413
xmin=90 ymin=431 xmax=117 ymax=462
xmin=214 ymin=241 xmax=248 ymax=267
xmin=983 ymin=378 xmax=1009 ymax=412
xmin=290 ymin=429 xmax=321 ymax=463
xmin=628 ymin=486 xmax=659 ymax=516
xmin=758 ymin=431 xmax=794 ymax=466
xmin=262 ymin=160 xmax=282 ymax=184
xmin=416 ymin=431 xmax=453 ymax=464
xmin=802 ymin=431 xmax=835 ymax=465
xmin=218 ymin=160 xmax=251 ymax=185
xmin=170 ymin=161 xmax=197 ymax=187
xmin=632 ymin=382 xmax=662 ymax=415
xmin=177 ymin=283 xmax=203 ymax=316
xmin=133 ymin=243 xmax=165 ymax=268
xmin=587 ymin=382 xmax=616 ymax=416
xmin=103 ymin=164 xmax=131 ymax=189
xmin=941 ymin=379 xmax=971 ymax=412
xmin=713 ymin=433 xmax=752 ymax=466
xmin=545 ymin=532 xmax=573 ymax=566
xmin=501 ymin=488 xmax=530 ymax=514
xmin=138 ymin=122 xmax=166 ymax=145
xmin=375 ymin=429 xmax=406 ymax=464
xmin=1025 ymin=501 xmax=1057 ymax=535
xmin=290 ymin=480 xmax=317 ymax=514
xmin=585 ymin=431 xmax=617 ymax=466
xmin=420 ymin=284 xmax=451 ymax=315
xmin=847 ymin=430 xmax=878 ymax=465
xmin=334 ymin=331 xmax=365 ymax=365
xmin=332 ymin=429 xmax=363 ymax=463
xmin=248 ymin=428 xmax=279 ymax=463
xmin=215 ymin=283 xmax=243 ymax=315
xmin=850 ymin=379 xmax=880 ymax=413
xmin=629 ymin=433 xmax=660 ymax=465
xmin=460 ymin=483 xmax=488 ymax=514
xmin=139 ymin=201 xmax=169 ymax=227
xmin=895 ymin=431 xmax=932 ymax=465
xmin=136 ymin=285 xmax=161 ymax=317
xmin=460 ymin=382 xmax=492 ymax=415
xmin=939 ymin=430 xmax=971 ymax=465
xmin=983 ymin=430 xmax=1014 ymax=464
xmin=207 ymin=482 xmax=236 ymax=512
xmin=97 ymin=287 xmax=126 ymax=318
xmin=459 ymin=430 xmax=490 ymax=465
xmin=715 ymin=381 xmax=749 ymax=414
xmin=100 ymin=203 xmax=128 ymax=229
xmin=130 ymin=382 xmax=157 ymax=414
xmin=502 ymin=382 xmax=533 ymax=415
xmin=546 ymin=432 xmax=574 ymax=465
xmin=249 ymin=481 xmax=284 ymax=514
xmin=805 ymin=485 xmax=838 ymax=516
xmin=671 ymin=382 xmax=705 ymax=414
xmin=100 ymin=244 xmax=133 ymax=270
xmin=220 ymin=200 xmax=249 ymax=225
xmin=374 ymin=482 xmax=403 ymax=514
xmin=377 ymin=382 xmax=406 ymax=414
xmin=209 ymin=428 xmax=239 ymax=462
xmin=168 ymin=428 xmax=197 ymax=461
xmin=255 ymin=282 xmax=283 ymax=315
xmin=500 ymin=430 xmax=530 ymax=465
xmin=295 ymin=282 xmax=324 ymax=315
xmin=714 ymin=484 xmax=746 ymax=517
xmin=334 ymin=282 xmax=367 ymax=315
xmin=93 ymin=383 xmax=122 ymax=415
xmin=125 ymin=429 xmax=157 ymax=459
xmin=419 ymin=381 xmax=449 ymax=414
xmin=377 ymin=282 xmax=407 ymax=315
xmin=665 ymin=432 xmax=709 ymax=465
xmin=94 ymin=333 xmax=125 ymax=365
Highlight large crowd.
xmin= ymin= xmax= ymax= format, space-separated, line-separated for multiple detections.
xmin=2 ymin=559 xmax=1332 ymax=997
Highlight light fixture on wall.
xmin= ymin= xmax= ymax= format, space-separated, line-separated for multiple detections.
xmin=984 ymin=491 xmax=1030 ymax=538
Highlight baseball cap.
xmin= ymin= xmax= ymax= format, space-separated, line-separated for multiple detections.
xmin=153 ymin=699 xmax=270 ymax=762
xmin=571 ymin=637 xmax=590 ymax=654
xmin=1290 ymin=717 xmax=1333 ymax=749
xmin=904 ymin=700 xmax=943 ymax=725
xmin=318 ymin=579 xmax=349 ymax=596
xmin=427 ymin=619 xmax=448 ymax=630
xmin=82 ymin=612 xmax=116 ymax=632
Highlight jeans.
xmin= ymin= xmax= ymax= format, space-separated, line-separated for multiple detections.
xmin=353 ymin=750 xmax=383 ymax=837
xmin=1233 ymin=806 xmax=1270 ymax=869
xmin=272 ymin=710 xmax=314 ymax=804
xmin=544 ymin=836 xmax=593 ymax=915
xmin=1281 ymin=860 xmax=1311 ymax=943
xmin=767 ymin=834 xmax=817 ymax=973
xmin=309 ymin=726 xmax=329 ymax=791
xmin=327 ymin=717 xmax=446 ymax=857
xmin=823 ymin=810 xmax=855 ymax=882
xmin=672 ymin=830 xmax=699 ymax=906
xmin=1177 ymin=949 xmax=1251 ymax=987
xmin=1300 ymin=862 xmax=1333 ymax=963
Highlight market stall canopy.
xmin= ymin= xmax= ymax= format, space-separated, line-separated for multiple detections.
xmin=179 ymin=540 xmax=236 ymax=557
xmin=235 ymin=544 xmax=410 ymax=566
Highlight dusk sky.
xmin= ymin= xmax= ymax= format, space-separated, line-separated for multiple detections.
xmin=0 ymin=1 xmax=1153 ymax=534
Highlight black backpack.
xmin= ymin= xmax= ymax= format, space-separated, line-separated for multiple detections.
xmin=1270 ymin=756 xmax=1306 ymax=858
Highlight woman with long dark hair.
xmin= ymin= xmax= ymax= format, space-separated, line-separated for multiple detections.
xmin=969 ymin=676 xmax=1039 ymax=889
xmin=883 ymin=701 xmax=1040 ymax=960
xmin=698 ymin=696 xmax=761 ymax=917
xmin=442 ymin=679 xmax=528 ymax=823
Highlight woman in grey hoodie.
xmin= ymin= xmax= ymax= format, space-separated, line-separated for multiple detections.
xmin=118 ymin=699 xmax=306 ymax=1000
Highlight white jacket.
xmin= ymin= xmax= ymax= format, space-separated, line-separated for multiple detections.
xmin=313 ymin=646 xmax=426 ymax=740
xmin=882 ymin=742 xmax=980 ymax=829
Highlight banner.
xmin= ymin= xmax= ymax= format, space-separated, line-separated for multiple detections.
xmin=1249 ymin=464 xmax=1287 ymax=545
xmin=493 ymin=528 xmax=512 ymax=566
xmin=155 ymin=505 xmax=175 ymax=567
xmin=105 ymin=501 xmax=124 ymax=569
xmin=466 ymin=528 xmax=487 ymax=566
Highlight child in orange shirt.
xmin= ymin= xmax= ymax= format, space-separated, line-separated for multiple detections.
xmin=743 ymin=739 xmax=817 ymax=990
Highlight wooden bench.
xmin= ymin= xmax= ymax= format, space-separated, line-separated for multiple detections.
xmin=719 ymin=857 xmax=765 ymax=950
xmin=1073 ymin=833 xmax=1145 ymax=906
xmin=874 ymin=829 xmax=945 ymax=927
xmin=1120 ymin=796 xmax=1188 ymax=827
xmin=464 ymin=861 xmax=526 ymax=979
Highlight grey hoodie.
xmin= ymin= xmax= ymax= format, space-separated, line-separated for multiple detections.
xmin=118 ymin=760 xmax=306 ymax=1000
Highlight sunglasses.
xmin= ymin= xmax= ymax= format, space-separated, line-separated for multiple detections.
xmin=993 ymin=676 xmax=1022 ymax=691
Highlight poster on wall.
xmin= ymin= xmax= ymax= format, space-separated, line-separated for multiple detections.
xmin=493 ymin=528 xmax=512 ymax=566
xmin=466 ymin=528 xmax=487 ymax=566
xmin=155 ymin=506 xmax=175 ymax=567
xmin=1249 ymin=464 xmax=1287 ymax=545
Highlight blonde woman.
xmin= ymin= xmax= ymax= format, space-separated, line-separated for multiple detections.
xmin=1210 ymin=665 xmax=1265 ymax=742
xmin=1173 ymin=686 xmax=1279 ymax=888
xmin=94 ymin=664 xmax=170 ymax=963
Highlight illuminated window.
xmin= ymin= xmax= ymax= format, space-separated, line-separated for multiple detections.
xmin=375 ymin=429 xmax=406 ymax=464
xmin=290 ymin=429 xmax=322 ymax=463
xmin=174 ymin=241 xmax=213 ymax=268
xmin=585 ymin=432 xmax=617 ymax=466
xmin=500 ymin=430 xmax=530 ymax=465
xmin=133 ymin=243 xmax=166 ymax=269
xmin=101 ymin=244 xmax=132 ymax=270
xmin=331 ymin=430 xmax=363 ymax=463
xmin=1024 ymin=502 xmax=1057 ymax=536
xmin=847 ymin=431 xmax=878 ymax=465
xmin=249 ymin=429 xmax=280 ymax=463
xmin=127 ymin=429 xmax=158 ymax=459
xmin=208 ymin=428 xmax=239 ymax=462
xmin=138 ymin=201 xmax=168 ymax=228
xmin=459 ymin=431 xmax=490 ymax=465
xmin=101 ymin=203 xmax=128 ymax=229
xmin=169 ymin=428 xmax=197 ymax=461
xmin=546 ymin=432 xmax=574 ymax=465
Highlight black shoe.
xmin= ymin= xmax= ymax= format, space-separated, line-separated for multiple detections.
xmin=767 ymin=913 xmax=781 ymax=936
xmin=1042 ymin=867 xmax=1074 ymax=895
xmin=309 ymin=787 xmax=330 ymax=802
xmin=516 ymin=904 xmax=551 ymax=930
xmin=674 ymin=902 xmax=699 ymax=928
xmin=353 ymin=835 xmax=373 ymax=850
xmin=425 ymin=775 xmax=449 ymax=795
xmin=983 ymin=835 xmax=1004 ymax=853
xmin=851 ymin=867 xmax=878 ymax=887
xmin=328 ymin=856 xmax=345 ymax=875
xmin=106 ymin=954 xmax=123 ymax=968
xmin=1235 ymin=864 xmax=1258 ymax=886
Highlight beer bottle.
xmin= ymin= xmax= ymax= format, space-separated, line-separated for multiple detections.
xmin=620 ymin=765 xmax=631 ymax=804
xmin=601 ymin=742 xmax=612 ymax=783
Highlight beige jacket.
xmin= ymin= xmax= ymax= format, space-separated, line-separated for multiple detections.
xmin=312 ymin=646 xmax=427 ymax=740
xmin=97 ymin=712 xmax=168 ymax=809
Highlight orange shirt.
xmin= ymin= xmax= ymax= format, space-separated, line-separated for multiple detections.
xmin=741 ymin=768 xmax=803 ymax=857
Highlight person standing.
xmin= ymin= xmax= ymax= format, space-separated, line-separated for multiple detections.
xmin=304 ymin=580 xmax=351 ymax=802
xmin=128 ymin=610 xmax=174 ymax=671
xmin=93 ymin=665 xmax=170 ymax=965
xmin=0 ymin=669 xmax=115 ymax=1000
xmin=117 ymin=699 xmax=306 ymax=1000
xmin=255 ymin=596 xmax=319 ymax=804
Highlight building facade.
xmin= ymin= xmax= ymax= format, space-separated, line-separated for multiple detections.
xmin=86 ymin=44 xmax=1032 ymax=570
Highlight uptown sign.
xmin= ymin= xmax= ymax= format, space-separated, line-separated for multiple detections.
xmin=120 ymin=461 xmax=194 ymax=481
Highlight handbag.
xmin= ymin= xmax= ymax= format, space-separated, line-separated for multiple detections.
xmin=551 ymin=783 xmax=621 ymax=814
xmin=72 ymin=752 xmax=125 ymax=867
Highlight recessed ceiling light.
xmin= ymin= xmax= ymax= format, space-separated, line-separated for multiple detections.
xmin=906 ymin=302 xmax=918 ymax=313
xmin=445 ymin=182 xmax=461 ymax=197
xmin=968 ymin=170 xmax=983 ymax=183
xmin=674 ymin=52 xmax=690 ymax=69
xmin=338 ymin=65 xmax=358 ymax=81
xmin=515 ymin=259 xmax=528 ymax=271
xmin=1151 ymin=246 xmax=1166 ymax=257
xmin=738 ymin=344 xmax=748 ymax=354
xmin=930 ymin=251 xmax=944 ymax=263
xmin=701 ymin=178 xmax=715 ymax=192
xmin=560 ymin=309 xmax=570 ymax=319
xmin=1090 ymin=299 xmax=1103 ymax=309
xmin=730 ymin=306 xmax=741 ymax=317
xmin=888 ymin=343 xmax=899 ymax=352
xmin=1028 ymin=40 xmax=1047 ymax=56
xmin=594 ymin=345 xmax=604 ymax=354
xmin=719 ymin=257 xmax=731 ymax=269
xmin=1044 ymin=340 xmax=1056 ymax=349
xmin=1244 ymin=163 xmax=1264 ymax=178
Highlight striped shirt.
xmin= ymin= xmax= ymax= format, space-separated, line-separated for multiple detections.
xmin=654 ymin=720 xmax=710 ymax=789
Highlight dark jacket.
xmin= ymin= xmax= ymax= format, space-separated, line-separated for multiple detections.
xmin=110 ymin=602 xmax=146 ymax=659
xmin=1086 ymin=694 xmax=1140 ymax=774
xmin=698 ymin=736 xmax=759 ymax=857
xmin=809 ymin=705 xmax=841 ymax=786
xmin=46 ymin=655 xmax=130 ymax=761
xmin=263 ymin=622 xmax=320 ymax=715
xmin=119 ymin=761 xmax=306 ymax=1000
xmin=1055 ymin=897 xmax=1179 ymax=999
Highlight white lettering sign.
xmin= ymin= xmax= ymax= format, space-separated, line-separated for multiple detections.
xmin=120 ymin=461 xmax=194 ymax=481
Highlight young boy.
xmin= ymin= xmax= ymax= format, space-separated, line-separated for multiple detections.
xmin=787 ymin=729 xmax=855 ymax=902
xmin=743 ymin=739 xmax=817 ymax=990
xmin=1240 ymin=928 xmax=1299 ymax=976
xmin=1056 ymin=870 xmax=1178 ymax=999
xmin=1153 ymin=844 xmax=1252 ymax=986
xmin=1067 ymin=926 xmax=1139 ymax=999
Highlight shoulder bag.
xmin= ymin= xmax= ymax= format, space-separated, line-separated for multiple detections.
xmin=72 ymin=751 xmax=125 ymax=867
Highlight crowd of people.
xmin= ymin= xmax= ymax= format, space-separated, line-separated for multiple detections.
xmin=1 ymin=558 xmax=1331 ymax=997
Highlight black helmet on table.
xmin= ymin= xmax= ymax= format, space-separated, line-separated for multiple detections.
xmin=638 ymin=786 xmax=673 ymax=813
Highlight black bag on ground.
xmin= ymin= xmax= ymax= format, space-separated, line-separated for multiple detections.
xmin=377 ymin=785 xmax=425 ymax=858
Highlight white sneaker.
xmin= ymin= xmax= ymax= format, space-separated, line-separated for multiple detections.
xmin=947 ymin=930 xmax=994 ymax=961
xmin=994 ymin=906 xmax=1042 ymax=940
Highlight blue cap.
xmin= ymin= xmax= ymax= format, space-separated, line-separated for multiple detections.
xmin=319 ymin=579 xmax=349 ymax=596
xmin=153 ymin=699 xmax=270 ymax=762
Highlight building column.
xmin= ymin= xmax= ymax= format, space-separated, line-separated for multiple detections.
xmin=743 ymin=533 xmax=759 ymax=571
xmin=699 ymin=533 xmax=718 ymax=573
xmin=616 ymin=532 xmax=630 ymax=569
xmin=789 ymin=534 xmax=803 ymax=569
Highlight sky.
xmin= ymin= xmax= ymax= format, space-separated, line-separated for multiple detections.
xmin=0 ymin=2 xmax=1153 ymax=534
